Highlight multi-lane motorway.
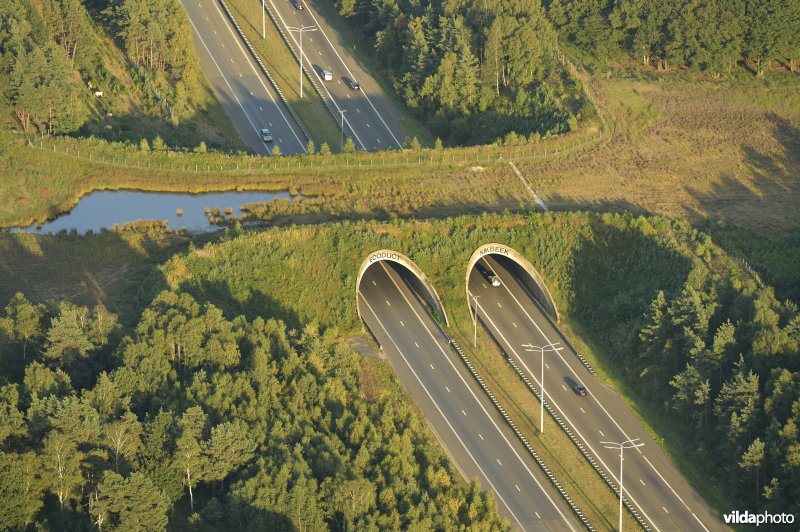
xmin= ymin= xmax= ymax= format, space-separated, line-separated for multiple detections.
xmin=358 ymin=261 xmax=576 ymax=531
xmin=181 ymin=0 xmax=308 ymax=155
xmin=469 ymin=254 xmax=724 ymax=531
xmin=267 ymin=0 xmax=406 ymax=150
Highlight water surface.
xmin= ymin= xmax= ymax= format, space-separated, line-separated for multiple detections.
xmin=19 ymin=189 xmax=291 ymax=234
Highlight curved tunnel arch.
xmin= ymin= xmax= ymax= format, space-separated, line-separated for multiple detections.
xmin=356 ymin=249 xmax=449 ymax=327
xmin=466 ymin=243 xmax=560 ymax=322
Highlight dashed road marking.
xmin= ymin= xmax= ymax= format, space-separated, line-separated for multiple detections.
xmin=515 ymin=484 xmax=521 ymax=492
xmin=562 ymin=385 xmax=567 ymax=391
xmin=496 ymin=458 xmax=502 ymax=465
xmin=385 ymin=300 xmax=390 ymax=306
xmin=640 ymin=479 xmax=646 ymax=486
xmin=478 ymin=433 xmax=484 ymax=440
xmin=545 ymin=363 xmax=550 ymax=369
xmin=461 ymin=409 xmax=467 ymax=416
xmin=371 ymin=280 xmax=376 ymax=286
xmin=356 ymin=108 xmax=360 ymax=113
xmin=535 ymin=512 xmax=541 ymax=519
xmin=580 ymin=407 xmax=586 ymax=414
xmin=445 ymin=386 xmax=450 ymax=392
xmin=414 ymin=342 xmax=419 ymax=348
xmin=367 ymin=123 xmax=371 ymax=128
xmin=599 ymin=430 xmax=605 ymax=437
xmin=400 ymin=321 xmax=404 ymax=327
xmin=430 ymin=363 xmax=435 ymax=370
xmin=482 ymin=283 xmax=487 ymax=288
xmin=259 ymin=106 xmax=263 ymax=111
xmin=663 ymin=507 xmax=669 ymax=514
xmin=250 ymin=91 xmax=253 ymax=96
xmin=497 ymin=302 xmax=502 ymax=308
xmin=513 ymin=322 xmax=517 ymax=328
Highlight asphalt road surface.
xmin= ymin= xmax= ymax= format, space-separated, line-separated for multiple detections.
xmin=181 ymin=0 xmax=308 ymax=155
xmin=358 ymin=261 xmax=577 ymax=531
xmin=267 ymin=0 xmax=406 ymax=151
xmin=469 ymin=254 xmax=726 ymax=532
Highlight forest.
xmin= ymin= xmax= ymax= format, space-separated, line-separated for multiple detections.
xmin=0 ymin=0 xmax=206 ymax=136
xmin=548 ymin=0 xmax=800 ymax=75
xmin=329 ymin=0 xmax=586 ymax=145
xmin=155 ymin=212 xmax=800 ymax=517
xmin=0 ymin=290 xmax=505 ymax=529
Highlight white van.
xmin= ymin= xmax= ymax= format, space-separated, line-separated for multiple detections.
xmin=322 ymin=70 xmax=333 ymax=81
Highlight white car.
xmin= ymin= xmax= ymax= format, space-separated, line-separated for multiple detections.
xmin=260 ymin=128 xmax=272 ymax=142
xmin=322 ymin=70 xmax=333 ymax=81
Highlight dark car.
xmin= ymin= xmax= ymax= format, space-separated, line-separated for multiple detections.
xmin=349 ymin=80 xmax=361 ymax=91
xmin=293 ymin=0 xmax=303 ymax=9
xmin=573 ymin=384 xmax=588 ymax=396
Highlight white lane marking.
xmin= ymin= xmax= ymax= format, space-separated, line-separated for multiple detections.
xmin=278 ymin=138 xmax=283 ymax=144
xmin=640 ymin=479 xmax=646 ymax=486
xmin=461 ymin=409 xmax=466 ymax=416
xmin=357 ymin=295 xmax=528 ymax=530
xmin=431 ymin=363 xmax=435 ymax=370
xmin=372 ymin=280 xmax=376 ymax=286
xmin=482 ymin=283 xmax=487 ymax=289
xmin=400 ymin=320 xmax=404 ymax=327
xmin=259 ymin=106 xmax=263 ymax=111
xmin=545 ymin=363 xmax=550 ymax=369
xmin=513 ymin=322 xmax=517 ymax=328
xmin=478 ymin=433 xmax=484 ymax=440
xmin=469 ymin=288 xmax=657 ymax=531
xmin=497 ymin=302 xmax=502 ymax=308
xmin=366 ymin=123 xmax=371 ymax=128
xmin=318 ymin=51 xmax=322 ymax=55
xmin=599 ymin=430 xmax=605 ymax=437
xmin=208 ymin=0 xmax=307 ymax=153
xmin=185 ymin=17 xmax=268 ymax=155
xmin=663 ymin=507 xmax=669 ymax=514
xmin=414 ymin=342 xmax=419 ymax=348
xmin=385 ymin=300 xmax=390 ymax=306
xmin=250 ymin=91 xmax=253 ymax=96
xmin=496 ymin=458 xmax=502 ymax=466
xmin=221 ymin=43 xmax=224 ymax=47
xmin=379 ymin=264 xmax=575 ymax=529
xmin=580 ymin=407 xmax=586 ymax=414
xmin=356 ymin=108 xmax=360 ymax=113
xmin=535 ymin=512 xmax=541 ymax=519
xmin=642 ymin=455 xmax=710 ymax=531
xmin=562 ymin=385 xmax=567 ymax=391
xmin=516 ymin=484 xmax=521 ymax=492
xmin=445 ymin=386 xmax=450 ymax=393
xmin=347 ymin=94 xmax=350 ymax=99
xmin=290 ymin=0 xmax=403 ymax=148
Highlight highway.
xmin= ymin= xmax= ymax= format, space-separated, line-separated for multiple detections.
xmin=358 ymin=261 xmax=576 ymax=531
xmin=267 ymin=0 xmax=406 ymax=151
xmin=180 ymin=0 xmax=308 ymax=155
xmin=469 ymin=255 xmax=725 ymax=532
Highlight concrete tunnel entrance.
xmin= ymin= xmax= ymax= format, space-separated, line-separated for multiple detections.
xmin=466 ymin=243 xmax=560 ymax=322
xmin=356 ymin=250 xmax=449 ymax=336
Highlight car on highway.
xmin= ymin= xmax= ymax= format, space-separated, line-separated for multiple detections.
xmin=293 ymin=0 xmax=303 ymax=9
xmin=260 ymin=128 xmax=273 ymax=142
xmin=322 ymin=70 xmax=333 ymax=81
xmin=573 ymin=384 xmax=588 ymax=396
xmin=349 ymin=80 xmax=361 ymax=91
xmin=476 ymin=263 xmax=502 ymax=287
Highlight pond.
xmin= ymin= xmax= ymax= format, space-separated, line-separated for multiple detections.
xmin=18 ymin=189 xmax=292 ymax=235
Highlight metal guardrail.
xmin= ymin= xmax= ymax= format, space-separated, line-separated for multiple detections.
xmin=448 ymin=338 xmax=595 ymax=531
xmin=259 ymin=0 xmax=346 ymax=138
xmin=504 ymin=355 xmax=651 ymax=531
xmin=216 ymin=0 xmax=313 ymax=143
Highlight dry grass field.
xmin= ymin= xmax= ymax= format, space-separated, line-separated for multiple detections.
xmin=524 ymin=77 xmax=800 ymax=233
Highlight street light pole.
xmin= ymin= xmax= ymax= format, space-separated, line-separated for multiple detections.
xmin=601 ymin=438 xmax=644 ymax=531
xmin=261 ymin=0 xmax=265 ymax=39
xmin=471 ymin=295 xmax=481 ymax=347
xmin=522 ymin=342 xmax=562 ymax=433
xmin=286 ymin=25 xmax=317 ymax=98
xmin=340 ymin=109 xmax=347 ymax=151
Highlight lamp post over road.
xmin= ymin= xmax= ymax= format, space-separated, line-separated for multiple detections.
xmin=522 ymin=342 xmax=562 ymax=433
xmin=286 ymin=25 xmax=317 ymax=98
xmin=339 ymin=109 xmax=347 ymax=151
xmin=470 ymin=295 xmax=481 ymax=347
xmin=601 ymin=438 xmax=645 ymax=532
